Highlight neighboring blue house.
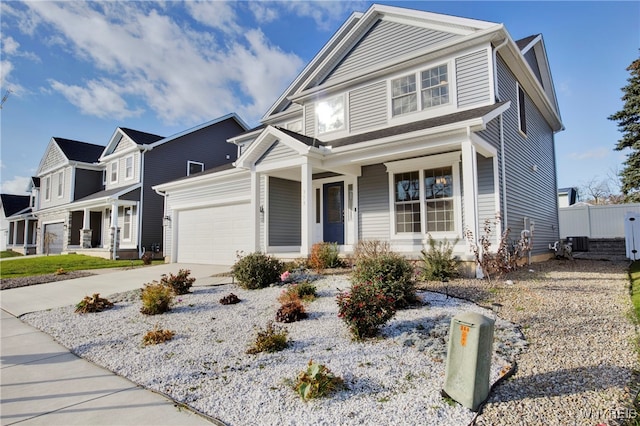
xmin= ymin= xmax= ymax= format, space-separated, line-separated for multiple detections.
xmin=154 ymin=4 xmax=563 ymax=270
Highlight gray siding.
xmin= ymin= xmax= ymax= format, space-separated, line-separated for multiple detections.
xmin=496 ymin=55 xmax=558 ymax=254
xmin=304 ymin=103 xmax=316 ymax=137
xmin=259 ymin=176 xmax=265 ymax=250
xmin=257 ymin=141 xmax=297 ymax=166
xmin=268 ymin=177 xmax=301 ymax=246
xmin=143 ymin=117 xmax=246 ymax=253
xmin=350 ymin=81 xmax=388 ymax=132
xmin=323 ymin=20 xmax=459 ymax=85
xmin=523 ymin=49 xmax=543 ymax=88
xmin=477 ymin=154 xmax=496 ymax=227
xmin=357 ymin=164 xmax=390 ymax=241
xmin=74 ymin=169 xmax=103 ymax=200
xmin=456 ymin=49 xmax=491 ymax=108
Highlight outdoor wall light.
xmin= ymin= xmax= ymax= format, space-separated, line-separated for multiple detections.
xmin=259 ymin=205 xmax=264 ymax=213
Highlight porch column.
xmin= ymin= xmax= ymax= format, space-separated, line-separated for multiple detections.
xmin=12 ymin=221 xmax=17 ymax=247
xmin=23 ymin=219 xmax=30 ymax=253
xmin=250 ymin=168 xmax=261 ymax=252
xmin=461 ymin=139 xmax=479 ymax=249
xmin=110 ymin=202 xmax=120 ymax=260
xmin=300 ymin=161 xmax=313 ymax=257
xmin=81 ymin=208 xmax=92 ymax=248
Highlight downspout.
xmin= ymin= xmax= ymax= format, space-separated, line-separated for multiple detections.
xmin=138 ymin=145 xmax=152 ymax=257
xmin=493 ymin=37 xmax=509 ymax=233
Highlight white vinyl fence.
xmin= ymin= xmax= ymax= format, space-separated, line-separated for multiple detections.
xmin=559 ymin=203 xmax=640 ymax=239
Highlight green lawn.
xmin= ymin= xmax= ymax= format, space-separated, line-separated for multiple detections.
xmin=1 ymin=250 xmax=23 ymax=259
xmin=0 ymin=254 xmax=161 ymax=279
xmin=631 ymin=260 xmax=640 ymax=324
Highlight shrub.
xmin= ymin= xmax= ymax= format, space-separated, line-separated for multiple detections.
xmin=219 ymin=293 xmax=241 ymax=305
xmin=294 ymin=360 xmax=344 ymax=401
xmin=247 ymin=321 xmax=289 ymax=354
xmin=232 ymin=252 xmax=283 ymax=289
xmin=336 ymin=281 xmax=396 ymax=340
xmin=353 ymin=240 xmax=390 ymax=262
xmin=75 ymin=293 xmax=114 ymax=313
xmin=420 ymin=235 xmax=461 ymax=281
xmin=54 ymin=267 xmax=67 ymax=276
xmin=351 ymin=252 xmax=417 ymax=309
xmin=278 ymin=281 xmax=317 ymax=304
xmin=160 ymin=269 xmax=195 ymax=295
xmin=142 ymin=326 xmax=175 ymax=346
xmin=276 ymin=299 xmax=307 ymax=323
xmin=141 ymin=251 xmax=153 ymax=265
xmin=140 ymin=282 xmax=174 ymax=315
xmin=308 ymin=242 xmax=341 ymax=271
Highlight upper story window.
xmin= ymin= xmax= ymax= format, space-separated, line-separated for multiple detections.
xmin=44 ymin=176 xmax=51 ymax=201
xmin=124 ymin=155 xmax=134 ymax=180
xmin=110 ymin=161 xmax=118 ymax=183
xmin=392 ymin=63 xmax=449 ymax=117
xmin=102 ymin=170 xmax=107 ymax=185
xmin=316 ymin=95 xmax=345 ymax=134
xmin=187 ymin=161 xmax=204 ymax=176
xmin=286 ymin=120 xmax=303 ymax=133
xmin=517 ymin=84 xmax=527 ymax=135
xmin=57 ymin=171 xmax=64 ymax=198
xmin=122 ymin=207 xmax=132 ymax=241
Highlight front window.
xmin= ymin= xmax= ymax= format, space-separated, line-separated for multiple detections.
xmin=316 ymin=95 xmax=345 ymax=134
xmin=392 ymin=63 xmax=449 ymax=117
xmin=125 ymin=156 xmax=133 ymax=180
xmin=424 ymin=167 xmax=454 ymax=232
xmin=394 ymin=171 xmax=421 ymax=233
xmin=57 ymin=171 xmax=64 ymax=197
xmin=123 ymin=207 xmax=132 ymax=241
xmin=110 ymin=162 xmax=118 ymax=183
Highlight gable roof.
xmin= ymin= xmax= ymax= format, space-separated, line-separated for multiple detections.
xmin=54 ymin=138 xmax=104 ymax=163
xmin=0 ymin=194 xmax=31 ymax=217
xmin=119 ymin=128 xmax=165 ymax=145
xmin=515 ymin=34 xmax=538 ymax=50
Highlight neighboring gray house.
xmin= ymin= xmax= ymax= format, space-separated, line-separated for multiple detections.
xmin=1 ymin=193 xmax=32 ymax=252
xmin=16 ymin=113 xmax=247 ymax=259
xmin=154 ymin=4 xmax=563 ymax=268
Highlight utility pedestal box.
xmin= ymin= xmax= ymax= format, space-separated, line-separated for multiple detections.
xmin=443 ymin=312 xmax=494 ymax=411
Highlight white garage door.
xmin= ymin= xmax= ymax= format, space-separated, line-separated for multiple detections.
xmin=176 ymin=203 xmax=252 ymax=265
xmin=43 ymin=223 xmax=64 ymax=254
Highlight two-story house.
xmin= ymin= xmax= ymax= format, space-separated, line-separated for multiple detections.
xmin=154 ymin=4 xmax=563 ymax=270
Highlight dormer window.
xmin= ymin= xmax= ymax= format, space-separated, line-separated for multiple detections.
xmin=392 ymin=63 xmax=449 ymax=117
xmin=316 ymin=95 xmax=345 ymax=134
xmin=187 ymin=161 xmax=204 ymax=176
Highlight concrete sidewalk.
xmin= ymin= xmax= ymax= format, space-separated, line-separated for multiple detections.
xmin=1 ymin=263 xmax=233 ymax=425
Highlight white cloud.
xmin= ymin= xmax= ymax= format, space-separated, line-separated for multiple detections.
xmin=49 ymin=79 xmax=143 ymax=120
xmin=249 ymin=1 xmax=366 ymax=30
xmin=20 ymin=1 xmax=304 ymax=125
xmin=568 ymin=148 xmax=610 ymax=161
xmin=0 ymin=176 xmax=30 ymax=195
xmin=185 ymin=1 xmax=240 ymax=34
xmin=1 ymin=34 xmax=38 ymax=95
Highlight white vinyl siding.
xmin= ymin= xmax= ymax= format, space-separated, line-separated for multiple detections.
xmin=256 ymin=141 xmax=297 ymax=166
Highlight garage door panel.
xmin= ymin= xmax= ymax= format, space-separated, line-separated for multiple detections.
xmin=43 ymin=223 xmax=64 ymax=254
xmin=177 ymin=203 xmax=251 ymax=265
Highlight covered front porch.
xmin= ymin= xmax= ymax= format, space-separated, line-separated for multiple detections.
xmin=6 ymin=213 xmax=37 ymax=255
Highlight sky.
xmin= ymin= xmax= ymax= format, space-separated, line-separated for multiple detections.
xmin=1 ymin=1 xmax=638 ymax=197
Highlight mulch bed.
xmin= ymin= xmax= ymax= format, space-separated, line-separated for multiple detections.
xmin=1 ymin=271 xmax=96 ymax=290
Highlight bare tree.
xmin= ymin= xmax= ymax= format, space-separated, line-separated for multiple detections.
xmin=578 ymin=169 xmax=625 ymax=204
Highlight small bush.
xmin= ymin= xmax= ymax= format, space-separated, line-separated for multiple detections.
xmin=336 ymin=281 xmax=396 ymax=340
xmin=160 ymin=269 xmax=195 ymax=295
xmin=278 ymin=281 xmax=317 ymax=304
xmin=141 ymin=251 xmax=153 ymax=265
xmin=140 ymin=282 xmax=174 ymax=315
xmin=353 ymin=240 xmax=390 ymax=262
xmin=294 ymin=360 xmax=344 ymax=401
xmin=308 ymin=242 xmax=341 ymax=271
xmin=54 ymin=267 xmax=67 ymax=276
xmin=352 ymin=252 xmax=417 ymax=309
xmin=232 ymin=252 xmax=283 ymax=289
xmin=75 ymin=293 xmax=114 ymax=313
xmin=247 ymin=321 xmax=289 ymax=354
xmin=420 ymin=235 xmax=460 ymax=281
xmin=276 ymin=299 xmax=307 ymax=323
xmin=142 ymin=326 xmax=175 ymax=346
xmin=219 ymin=293 xmax=241 ymax=305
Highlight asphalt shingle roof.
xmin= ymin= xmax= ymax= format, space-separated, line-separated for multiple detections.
xmin=54 ymin=138 xmax=105 ymax=163
xmin=119 ymin=128 xmax=165 ymax=145
xmin=515 ymin=34 xmax=538 ymax=51
xmin=0 ymin=194 xmax=31 ymax=216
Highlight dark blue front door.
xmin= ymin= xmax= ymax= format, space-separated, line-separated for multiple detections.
xmin=323 ymin=182 xmax=344 ymax=244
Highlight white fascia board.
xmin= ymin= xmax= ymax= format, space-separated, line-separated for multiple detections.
xmin=68 ymin=161 xmax=103 ymax=172
xmin=261 ymin=12 xmax=363 ymax=121
xmin=289 ymin=26 xmax=502 ymax=103
xmin=261 ymin=104 xmax=304 ymax=125
xmin=153 ymin=168 xmax=249 ymax=193
xmin=99 ymin=128 xmax=126 ymax=161
xmin=70 ymin=184 xmax=141 ymax=209
xmin=99 ymin=144 xmax=140 ymax=163
xmin=169 ymin=196 xmax=251 ymax=212
xmin=227 ymin=128 xmax=264 ymax=145
xmin=371 ymin=4 xmax=497 ymax=32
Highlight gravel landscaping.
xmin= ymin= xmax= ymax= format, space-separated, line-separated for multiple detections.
xmin=18 ymin=259 xmax=639 ymax=425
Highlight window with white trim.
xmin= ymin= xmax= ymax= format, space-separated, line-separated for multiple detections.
xmin=316 ymin=95 xmax=345 ymax=134
xmin=124 ymin=155 xmax=134 ymax=180
xmin=394 ymin=171 xmax=421 ymax=233
xmin=110 ymin=161 xmax=118 ymax=183
xmin=424 ymin=167 xmax=454 ymax=232
xmin=123 ymin=207 xmax=132 ymax=241
xmin=187 ymin=161 xmax=204 ymax=176
xmin=517 ymin=84 xmax=527 ymax=135
xmin=44 ymin=176 xmax=51 ymax=201
xmin=57 ymin=171 xmax=64 ymax=198
xmin=102 ymin=170 xmax=107 ymax=185
xmin=391 ymin=63 xmax=449 ymax=117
